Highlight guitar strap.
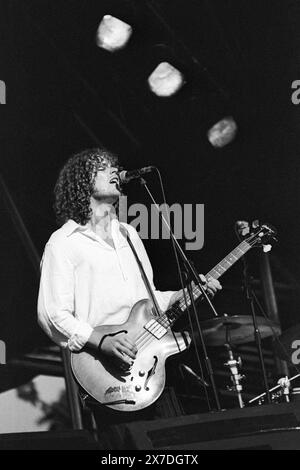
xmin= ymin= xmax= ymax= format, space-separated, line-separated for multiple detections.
xmin=119 ymin=224 xmax=161 ymax=318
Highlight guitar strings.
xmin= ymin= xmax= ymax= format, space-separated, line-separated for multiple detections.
xmin=133 ymin=238 xmax=258 ymax=351
xmin=134 ymin=239 xmax=255 ymax=348
xmin=132 ymin=236 xmax=259 ymax=353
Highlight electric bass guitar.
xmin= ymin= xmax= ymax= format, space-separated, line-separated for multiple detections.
xmin=71 ymin=223 xmax=276 ymax=411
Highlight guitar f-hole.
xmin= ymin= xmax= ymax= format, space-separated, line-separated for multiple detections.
xmin=107 ymin=330 xmax=128 ymax=338
xmin=144 ymin=356 xmax=158 ymax=391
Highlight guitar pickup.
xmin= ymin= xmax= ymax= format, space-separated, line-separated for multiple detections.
xmin=144 ymin=319 xmax=168 ymax=339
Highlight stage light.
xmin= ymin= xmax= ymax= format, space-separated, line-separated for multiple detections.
xmin=148 ymin=62 xmax=184 ymax=97
xmin=207 ymin=116 xmax=237 ymax=148
xmin=96 ymin=15 xmax=132 ymax=52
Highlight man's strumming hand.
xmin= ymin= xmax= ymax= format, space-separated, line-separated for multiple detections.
xmin=87 ymin=329 xmax=137 ymax=371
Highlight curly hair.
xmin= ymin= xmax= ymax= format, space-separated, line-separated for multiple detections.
xmin=54 ymin=148 xmax=119 ymax=226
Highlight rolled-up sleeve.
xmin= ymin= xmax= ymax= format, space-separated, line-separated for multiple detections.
xmin=37 ymin=242 xmax=93 ymax=352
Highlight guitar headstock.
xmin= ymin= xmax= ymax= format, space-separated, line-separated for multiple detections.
xmin=245 ymin=222 xmax=278 ymax=249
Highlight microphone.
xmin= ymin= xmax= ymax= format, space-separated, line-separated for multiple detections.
xmin=118 ymin=166 xmax=155 ymax=184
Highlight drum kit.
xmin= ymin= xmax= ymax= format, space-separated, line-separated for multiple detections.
xmin=199 ymin=314 xmax=300 ymax=409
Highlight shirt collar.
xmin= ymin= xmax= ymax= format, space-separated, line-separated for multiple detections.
xmin=63 ymin=219 xmax=127 ymax=247
xmin=64 ymin=219 xmax=88 ymax=237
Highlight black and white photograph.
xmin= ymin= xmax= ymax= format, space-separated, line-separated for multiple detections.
xmin=1 ymin=0 xmax=300 ymax=453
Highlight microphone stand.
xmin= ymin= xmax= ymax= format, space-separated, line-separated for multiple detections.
xmin=242 ymin=250 xmax=272 ymax=404
xmin=185 ymin=271 xmax=221 ymax=411
xmin=139 ymin=177 xmax=221 ymax=411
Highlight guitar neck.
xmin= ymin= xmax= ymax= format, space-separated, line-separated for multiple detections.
xmin=164 ymin=239 xmax=253 ymax=324
xmin=207 ymin=239 xmax=252 ymax=281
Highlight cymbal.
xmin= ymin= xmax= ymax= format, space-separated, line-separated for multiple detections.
xmin=200 ymin=314 xmax=281 ymax=346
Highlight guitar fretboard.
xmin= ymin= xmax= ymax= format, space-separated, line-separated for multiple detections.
xmin=160 ymin=239 xmax=252 ymax=326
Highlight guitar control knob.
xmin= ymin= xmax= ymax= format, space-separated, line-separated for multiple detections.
xmin=139 ymin=371 xmax=145 ymax=377
xmin=135 ymin=385 xmax=141 ymax=392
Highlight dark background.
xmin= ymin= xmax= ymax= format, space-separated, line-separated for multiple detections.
xmin=1 ymin=0 xmax=300 ymax=364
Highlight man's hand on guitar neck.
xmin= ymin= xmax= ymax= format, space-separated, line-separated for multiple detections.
xmin=87 ymin=329 xmax=137 ymax=371
xmin=169 ymin=274 xmax=222 ymax=306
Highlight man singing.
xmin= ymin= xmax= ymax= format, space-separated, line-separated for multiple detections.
xmin=37 ymin=147 xmax=221 ymax=433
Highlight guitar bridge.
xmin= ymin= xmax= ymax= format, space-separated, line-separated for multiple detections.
xmin=144 ymin=319 xmax=168 ymax=339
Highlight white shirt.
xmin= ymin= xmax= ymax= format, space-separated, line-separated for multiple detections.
xmin=37 ymin=219 xmax=175 ymax=352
